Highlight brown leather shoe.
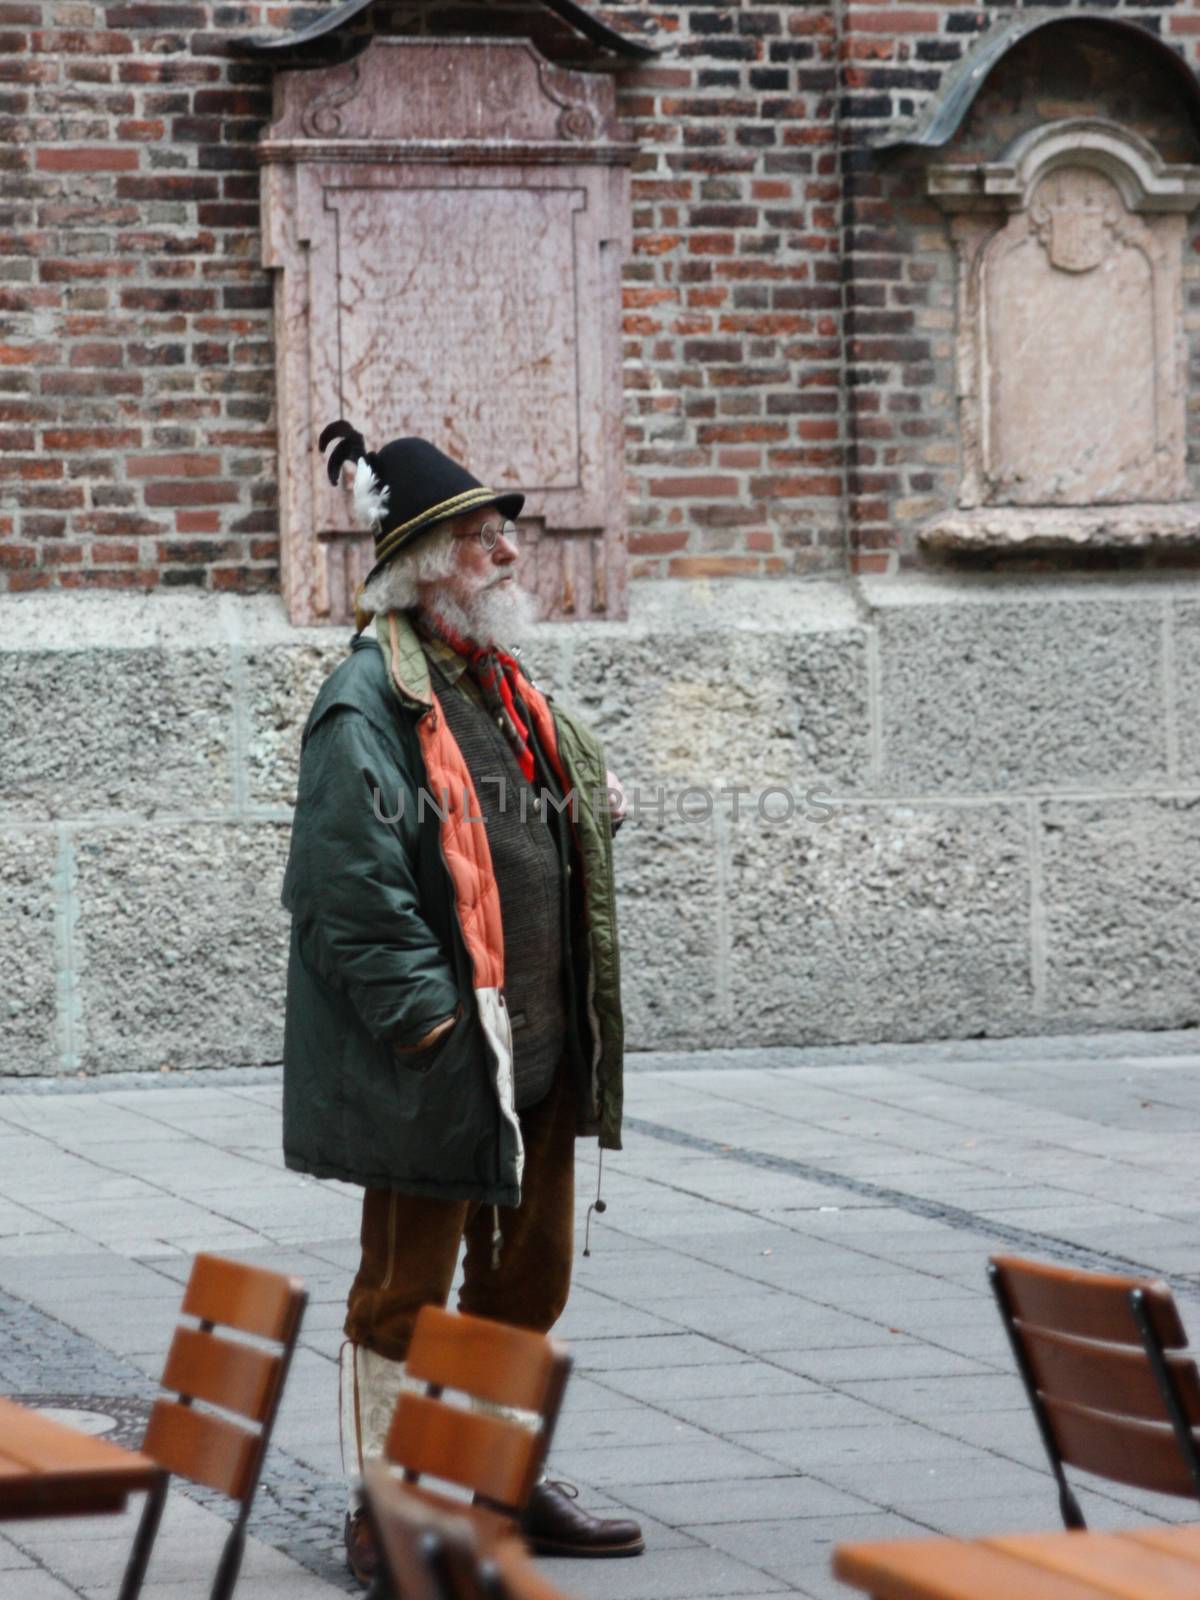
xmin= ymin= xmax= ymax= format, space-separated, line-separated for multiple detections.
xmin=521 ymin=1480 xmax=645 ymax=1558
xmin=344 ymin=1509 xmax=379 ymax=1588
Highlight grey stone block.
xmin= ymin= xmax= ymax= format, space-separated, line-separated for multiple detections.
xmin=876 ymin=597 xmax=1166 ymax=792
xmin=560 ymin=623 xmax=870 ymax=794
xmin=242 ymin=637 xmax=349 ymax=807
xmin=72 ymin=822 xmax=291 ymax=1072
xmin=1041 ymin=797 xmax=1200 ymax=1029
xmin=0 ymin=647 xmax=234 ymax=821
xmin=1173 ymin=597 xmax=1200 ymax=779
xmin=613 ymin=815 xmax=724 ymax=1049
xmin=0 ymin=833 xmax=58 ymax=1076
xmin=726 ymin=801 xmax=1033 ymax=1045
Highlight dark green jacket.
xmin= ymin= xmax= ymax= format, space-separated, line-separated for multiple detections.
xmin=281 ymin=618 xmax=623 ymax=1205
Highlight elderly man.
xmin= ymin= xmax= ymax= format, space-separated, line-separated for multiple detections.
xmin=280 ymin=424 xmax=641 ymax=1587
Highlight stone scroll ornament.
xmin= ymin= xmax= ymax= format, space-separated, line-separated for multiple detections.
xmin=924 ymin=119 xmax=1200 ymax=552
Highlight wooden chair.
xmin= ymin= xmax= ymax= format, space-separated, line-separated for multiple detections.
xmin=363 ymin=1465 xmax=579 ymax=1600
xmin=121 ymin=1252 xmax=307 ymax=1600
xmin=377 ymin=1305 xmax=572 ymax=1538
xmin=485 ymin=1540 xmax=581 ymax=1600
xmin=989 ymin=1253 xmax=1200 ymax=1528
xmin=364 ymin=1460 xmax=486 ymax=1600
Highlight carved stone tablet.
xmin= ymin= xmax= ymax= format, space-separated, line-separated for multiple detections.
xmin=924 ymin=120 xmax=1200 ymax=550
xmin=261 ymin=38 xmax=634 ymax=624
xmin=985 ymin=166 xmax=1168 ymax=506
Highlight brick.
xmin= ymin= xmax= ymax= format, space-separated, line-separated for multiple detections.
xmin=36 ymin=146 xmax=140 ymax=172
xmin=667 ymin=555 xmax=762 ymax=576
xmin=89 ymin=537 xmax=140 ymax=563
xmin=126 ymin=453 xmax=220 ymax=478
xmin=42 ymin=429 xmax=140 ymax=451
xmin=68 ymin=343 xmax=124 ymax=368
xmin=143 ymin=481 xmax=237 ymax=507
xmin=648 ymin=475 xmax=740 ymax=498
xmin=115 ymin=174 xmax=219 ymax=201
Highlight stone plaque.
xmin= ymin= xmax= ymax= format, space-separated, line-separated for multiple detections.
xmin=925 ymin=120 xmax=1200 ymax=550
xmin=261 ymin=38 xmax=634 ymax=624
xmin=324 ymin=185 xmax=586 ymax=490
xmin=985 ymin=166 xmax=1163 ymax=506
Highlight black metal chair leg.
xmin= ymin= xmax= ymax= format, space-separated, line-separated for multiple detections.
xmin=118 ymin=1475 xmax=168 ymax=1600
xmin=209 ymin=1522 xmax=247 ymax=1600
xmin=1058 ymin=1482 xmax=1086 ymax=1530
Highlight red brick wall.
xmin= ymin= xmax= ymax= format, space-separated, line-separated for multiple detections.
xmin=0 ymin=2 xmax=280 ymax=593
xmin=611 ymin=0 xmax=845 ymax=579
xmin=5 ymin=1 xmax=1198 ymax=595
xmin=0 ymin=0 xmax=856 ymax=595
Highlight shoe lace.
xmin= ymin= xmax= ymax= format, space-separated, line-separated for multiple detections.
xmin=545 ymin=1479 xmax=580 ymax=1500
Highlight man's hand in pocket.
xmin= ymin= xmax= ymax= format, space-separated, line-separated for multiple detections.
xmin=392 ymin=1007 xmax=459 ymax=1058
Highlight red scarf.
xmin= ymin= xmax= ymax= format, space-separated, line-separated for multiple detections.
xmin=423 ymin=614 xmax=536 ymax=783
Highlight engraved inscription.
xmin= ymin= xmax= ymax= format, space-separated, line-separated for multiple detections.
xmin=328 ymin=185 xmax=583 ymax=490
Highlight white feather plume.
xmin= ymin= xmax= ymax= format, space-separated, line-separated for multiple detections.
xmin=353 ymin=456 xmax=390 ymax=531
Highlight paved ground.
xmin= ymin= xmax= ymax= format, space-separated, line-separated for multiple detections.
xmin=1 ymin=1030 xmax=1200 ymax=1600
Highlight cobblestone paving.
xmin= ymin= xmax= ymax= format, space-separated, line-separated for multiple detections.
xmin=1 ymin=1031 xmax=1199 ymax=1599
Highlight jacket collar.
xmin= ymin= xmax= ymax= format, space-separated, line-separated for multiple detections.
xmin=373 ymin=609 xmax=435 ymax=711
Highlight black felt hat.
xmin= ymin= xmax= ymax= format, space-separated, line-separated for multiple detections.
xmin=319 ymin=421 xmax=524 ymax=583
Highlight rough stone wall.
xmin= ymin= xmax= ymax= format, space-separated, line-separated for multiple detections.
xmin=839 ymin=4 xmax=1200 ymax=574
xmin=5 ymin=580 xmax=1199 ymax=1076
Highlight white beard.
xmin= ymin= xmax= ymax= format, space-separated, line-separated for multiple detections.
xmin=431 ymin=580 xmax=538 ymax=649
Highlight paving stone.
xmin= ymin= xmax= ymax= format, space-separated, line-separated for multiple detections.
xmin=554 ymin=1437 xmax=787 ymax=1488
xmin=666 ymin=1392 xmax=888 ymax=1436
xmin=696 ymin=1509 xmax=934 ymax=1596
xmin=2 ymin=1036 xmax=1200 ymax=1600
xmin=628 ymin=1475 xmax=880 ymax=1528
xmin=536 ymin=1544 xmax=789 ymax=1600
xmin=0 ymin=1570 xmax=82 ymax=1599
xmin=598 ymin=1363 xmax=822 ymax=1404
xmin=0 ymin=1535 xmax=37 ymax=1569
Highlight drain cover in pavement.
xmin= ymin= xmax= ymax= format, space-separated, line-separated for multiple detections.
xmin=7 ymin=1394 xmax=152 ymax=1451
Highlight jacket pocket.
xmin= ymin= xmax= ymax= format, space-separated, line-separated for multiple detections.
xmin=391 ymin=1006 xmax=462 ymax=1074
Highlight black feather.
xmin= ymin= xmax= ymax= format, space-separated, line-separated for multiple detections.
xmin=317 ymin=418 xmax=366 ymax=485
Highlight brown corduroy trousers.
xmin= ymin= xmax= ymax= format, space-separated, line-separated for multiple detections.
xmin=343 ymin=1063 xmax=577 ymax=1363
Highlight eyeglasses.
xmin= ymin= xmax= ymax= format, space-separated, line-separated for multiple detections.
xmin=458 ymin=519 xmax=518 ymax=553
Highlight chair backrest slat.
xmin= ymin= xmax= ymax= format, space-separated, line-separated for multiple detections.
xmin=181 ymin=1252 xmax=304 ymax=1342
xmin=1020 ymin=1323 xmax=1200 ymax=1425
xmin=1044 ymin=1398 xmax=1199 ymax=1498
xmin=142 ymin=1398 xmax=258 ymax=1502
xmin=405 ymin=1307 xmax=565 ymax=1414
xmin=991 ymin=1256 xmax=1186 ymax=1347
xmin=160 ymin=1326 xmax=283 ymax=1424
xmin=386 ymin=1393 xmax=543 ymax=1508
